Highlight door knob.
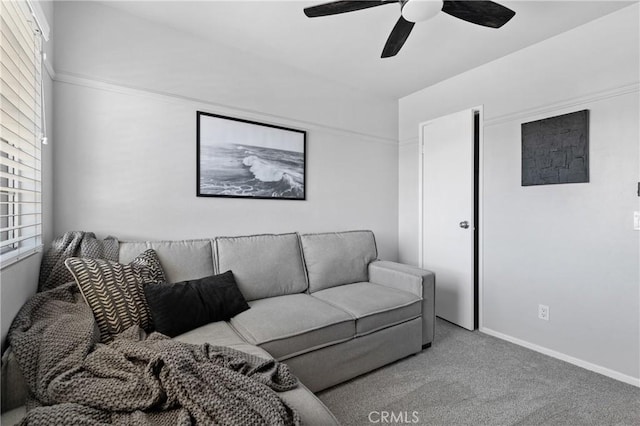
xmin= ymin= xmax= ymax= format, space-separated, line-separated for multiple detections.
xmin=459 ymin=221 xmax=469 ymax=229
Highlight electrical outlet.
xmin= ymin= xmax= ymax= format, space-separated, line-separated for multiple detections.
xmin=538 ymin=304 xmax=549 ymax=321
xmin=634 ymin=212 xmax=640 ymax=231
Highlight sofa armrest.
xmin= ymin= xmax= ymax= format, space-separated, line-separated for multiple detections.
xmin=368 ymin=260 xmax=435 ymax=347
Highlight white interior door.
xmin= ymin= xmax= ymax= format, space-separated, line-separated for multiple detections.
xmin=420 ymin=108 xmax=475 ymax=330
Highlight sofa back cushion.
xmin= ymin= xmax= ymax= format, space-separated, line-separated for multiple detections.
xmin=300 ymin=230 xmax=378 ymax=293
xmin=215 ymin=233 xmax=308 ymax=301
xmin=119 ymin=240 xmax=215 ymax=283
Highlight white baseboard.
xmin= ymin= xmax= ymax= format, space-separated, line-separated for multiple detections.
xmin=480 ymin=327 xmax=640 ymax=388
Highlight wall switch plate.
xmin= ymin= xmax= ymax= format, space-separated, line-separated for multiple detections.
xmin=538 ymin=304 xmax=549 ymax=321
xmin=634 ymin=212 xmax=640 ymax=231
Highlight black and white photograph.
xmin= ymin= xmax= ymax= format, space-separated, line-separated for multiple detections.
xmin=197 ymin=112 xmax=306 ymax=200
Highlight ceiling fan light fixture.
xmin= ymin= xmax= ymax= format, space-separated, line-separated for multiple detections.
xmin=303 ymin=0 xmax=516 ymax=58
xmin=401 ymin=0 xmax=442 ymax=23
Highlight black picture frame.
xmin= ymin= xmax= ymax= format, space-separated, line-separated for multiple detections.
xmin=197 ymin=111 xmax=306 ymax=200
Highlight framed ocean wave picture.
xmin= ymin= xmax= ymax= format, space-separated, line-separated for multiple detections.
xmin=197 ymin=112 xmax=306 ymax=200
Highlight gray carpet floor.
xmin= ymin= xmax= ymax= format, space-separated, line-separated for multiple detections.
xmin=318 ymin=318 xmax=640 ymax=425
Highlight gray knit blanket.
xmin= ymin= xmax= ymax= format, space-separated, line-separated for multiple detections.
xmin=38 ymin=231 xmax=119 ymax=292
xmin=10 ymin=234 xmax=301 ymax=425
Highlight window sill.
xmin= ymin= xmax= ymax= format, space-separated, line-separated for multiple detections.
xmin=0 ymin=246 xmax=43 ymax=270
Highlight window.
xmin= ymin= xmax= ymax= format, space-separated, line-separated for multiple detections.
xmin=1 ymin=0 xmax=44 ymax=267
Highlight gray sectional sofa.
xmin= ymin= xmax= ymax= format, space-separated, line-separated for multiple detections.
xmin=2 ymin=230 xmax=435 ymax=425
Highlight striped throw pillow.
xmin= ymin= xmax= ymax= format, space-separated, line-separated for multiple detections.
xmin=65 ymin=249 xmax=166 ymax=342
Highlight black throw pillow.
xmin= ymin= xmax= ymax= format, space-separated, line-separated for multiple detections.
xmin=144 ymin=270 xmax=250 ymax=337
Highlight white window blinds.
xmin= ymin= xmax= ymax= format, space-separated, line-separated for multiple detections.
xmin=0 ymin=0 xmax=43 ymax=267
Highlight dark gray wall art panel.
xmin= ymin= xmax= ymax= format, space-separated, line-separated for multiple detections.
xmin=521 ymin=110 xmax=589 ymax=186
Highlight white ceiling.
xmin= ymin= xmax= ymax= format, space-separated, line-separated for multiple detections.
xmin=103 ymin=1 xmax=635 ymax=99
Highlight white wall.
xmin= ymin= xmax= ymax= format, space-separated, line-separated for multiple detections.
xmin=54 ymin=1 xmax=397 ymax=141
xmin=399 ymin=5 xmax=639 ymax=383
xmin=1 ymin=0 xmax=55 ymax=347
xmin=52 ymin=1 xmax=400 ymax=259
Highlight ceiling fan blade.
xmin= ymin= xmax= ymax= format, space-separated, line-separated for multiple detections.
xmin=304 ymin=1 xmax=398 ymax=18
xmin=441 ymin=1 xmax=516 ymax=28
xmin=381 ymin=16 xmax=415 ymax=58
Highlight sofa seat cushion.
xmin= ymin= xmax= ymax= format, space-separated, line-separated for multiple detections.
xmin=230 ymin=294 xmax=355 ymax=361
xmin=312 ymin=282 xmax=422 ymax=337
xmin=174 ymin=320 xmax=248 ymax=347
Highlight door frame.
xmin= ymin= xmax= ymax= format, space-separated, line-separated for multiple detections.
xmin=417 ymin=105 xmax=484 ymax=329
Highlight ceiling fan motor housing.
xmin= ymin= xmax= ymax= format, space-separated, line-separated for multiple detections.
xmin=401 ymin=0 xmax=443 ymax=23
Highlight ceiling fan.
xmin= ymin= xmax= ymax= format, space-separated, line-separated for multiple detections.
xmin=303 ymin=0 xmax=516 ymax=58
